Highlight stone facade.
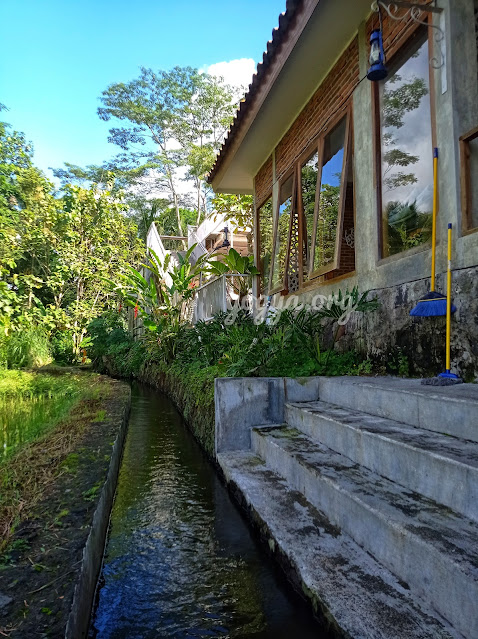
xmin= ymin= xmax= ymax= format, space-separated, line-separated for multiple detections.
xmin=333 ymin=267 xmax=478 ymax=380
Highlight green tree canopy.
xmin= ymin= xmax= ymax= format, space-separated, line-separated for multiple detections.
xmin=0 ymin=116 xmax=144 ymax=356
xmin=53 ymin=67 xmax=241 ymax=237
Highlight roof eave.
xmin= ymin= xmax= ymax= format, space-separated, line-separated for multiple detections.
xmin=210 ymin=0 xmax=373 ymax=194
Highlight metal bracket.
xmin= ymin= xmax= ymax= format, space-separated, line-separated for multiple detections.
xmin=374 ymin=1 xmax=442 ymax=14
xmin=371 ymin=1 xmax=445 ymax=69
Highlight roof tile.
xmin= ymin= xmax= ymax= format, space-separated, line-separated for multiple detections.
xmin=207 ymin=0 xmax=304 ymax=184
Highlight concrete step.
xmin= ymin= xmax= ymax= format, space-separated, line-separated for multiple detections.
xmin=251 ymin=426 xmax=478 ymax=639
xmin=285 ymin=400 xmax=478 ymax=522
xmin=217 ymin=450 xmax=458 ymax=639
xmin=317 ymin=377 xmax=478 ymax=443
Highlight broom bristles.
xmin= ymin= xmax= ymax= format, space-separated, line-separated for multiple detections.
xmin=410 ymin=292 xmax=456 ymax=317
xmin=410 ymin=299 xmax=447 ymax=317
xmin=421 ymin=377 xmax=463 ymax=386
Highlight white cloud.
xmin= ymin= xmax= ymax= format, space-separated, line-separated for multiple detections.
xmin=205 ymin=58 xmax=256 ymax=90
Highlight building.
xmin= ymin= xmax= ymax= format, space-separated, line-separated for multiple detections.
xmin=143 ymin=212 xmax=252 ymax=327
xmin=209 ymin=0 xmax=478 ymax=379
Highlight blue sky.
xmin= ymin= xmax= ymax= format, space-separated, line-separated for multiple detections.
xmin=2 ymin=0 xmax=286 ymax=180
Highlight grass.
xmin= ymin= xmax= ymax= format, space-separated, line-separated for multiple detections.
xmin=0 ymin=369 xmax=82 ymax=399
xmin=0 ymin=370 xmax=98 ymax=463
xmin=0 ymin=372 xmax=113 ymax=551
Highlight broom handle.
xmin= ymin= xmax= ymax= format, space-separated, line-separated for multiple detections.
xmin=445 ymin=223 xmax=452 ymax=372
xmin=431 ymin=148 xmax=438 ymax=292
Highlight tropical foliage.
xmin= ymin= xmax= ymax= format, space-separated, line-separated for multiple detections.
xmin=206 ymin=248 xmax=259 ymax=299
xmin=0 ymin=114 xmax=143 ymax=365
xmin=54 ymin=67 xmax=242 ymax=235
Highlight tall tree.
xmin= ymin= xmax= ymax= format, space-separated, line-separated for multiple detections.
xmin=94 ymin=67 xmax=238 ymax=233
xmin=381 ymin=74 xmax=427 ymax=193
xmin=124 ymin=194 xmax=196 ymax=242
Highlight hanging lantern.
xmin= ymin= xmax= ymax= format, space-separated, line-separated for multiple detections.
xmin=220 ymin=227 xmax=230 ymax=248
xmin=367 ymin=29 xmax=388 ymax=81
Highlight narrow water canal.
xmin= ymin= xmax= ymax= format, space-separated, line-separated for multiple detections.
xmin=89 ymin=383 xmax=325 ymax=638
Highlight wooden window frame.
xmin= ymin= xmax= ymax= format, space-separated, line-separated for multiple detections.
xmin=308 ymin=108 xmax=352 ymax=279
xmin=373 ymin=22 xmax=436 ymax=260
xmin=256 ymin=193 xmax=273 ymax=294
xmin=297 ymin=140 xmax=320 ymax=285
xmin=268 ymin=169 xmax=297 ymax=295
xmin=460 ymin=125 xmax=478 ymax=234
xmin=267 ymin=106 xmax=354 ymax=294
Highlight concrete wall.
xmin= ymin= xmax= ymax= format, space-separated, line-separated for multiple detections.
xmin=215 ymin=376 xmax=320 ymax=454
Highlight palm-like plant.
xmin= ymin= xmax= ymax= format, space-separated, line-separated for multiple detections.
xmin=205 ymin=248 xmax=259 ymax=300
xmin=108 ymin=244 xmax=209 ymax=361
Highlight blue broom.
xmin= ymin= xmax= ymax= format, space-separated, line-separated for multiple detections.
xmin=410 ymin=149 xmax=456 ymax=317
xmin=422 ymin=224 xmax=462 ymax=386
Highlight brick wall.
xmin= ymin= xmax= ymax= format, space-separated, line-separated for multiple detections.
xmin=254 ymin=155 xmax=273 ymax=207
xmin=275 ymin=37 xmax=359 ymax=182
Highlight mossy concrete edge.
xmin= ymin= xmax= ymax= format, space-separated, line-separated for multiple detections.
xmin=64 ymin=383 xmax=131 ymax=639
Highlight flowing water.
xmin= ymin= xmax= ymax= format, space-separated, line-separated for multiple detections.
xmin=89 ymin=383 xmax=327 ymax=638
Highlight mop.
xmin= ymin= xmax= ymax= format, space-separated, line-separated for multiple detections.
xmin=422 ymin=223 xmax=463 ymax=386
xmin=410 ymin=149 xmax=456 ymax=317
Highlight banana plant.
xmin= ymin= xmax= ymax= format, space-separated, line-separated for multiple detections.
xmin=205 ymin=248 xmax=259 ymax=299
xmin=108 ymin=243 xmax=208 ymax=329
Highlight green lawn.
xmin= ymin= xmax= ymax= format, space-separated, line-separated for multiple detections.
xmin=0 ymin=369 xmax=99 ymax=463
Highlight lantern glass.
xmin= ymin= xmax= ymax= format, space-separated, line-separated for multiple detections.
xmin=370 ymin=41 xmax=381 ymax=65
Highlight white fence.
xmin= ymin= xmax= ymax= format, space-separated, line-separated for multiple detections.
xmin=192 ymin=274 xmax=252 ymax=324
xmin=193 ymin=276 xmax=227 ymax=323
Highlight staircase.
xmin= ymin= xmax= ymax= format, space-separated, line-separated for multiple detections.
xmin=217 ymin=377 xmax=478 ymax=639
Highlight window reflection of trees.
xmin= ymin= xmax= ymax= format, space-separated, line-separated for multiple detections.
xmin=301 ymin=152 xmax=318 ymax=282
xmin=258 ymin=197 xmax=273 ymax=293
xmin=312 ymin=118 xmax=346 ymax=274
xmin=380 ymin=35 xmax=433 ymax=256
xmin=268 ymin=113 xmax=352 ymax=292
xmin=271 ymin=175 xmax=293 ymax=291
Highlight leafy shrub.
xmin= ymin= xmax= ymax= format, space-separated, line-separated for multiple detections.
xmin=154 ymin=308 xmax=371 ymax=379
xmin=91 ymin=286 xmax=380 ymax=382
xmin=50 ymin=330 xmax=77 ymax=365
xmin=88 ymin=312 xmax=146 ymax=377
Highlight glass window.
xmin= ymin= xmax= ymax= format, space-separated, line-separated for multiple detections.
xmin=468 ymin=137 xmax=478 ymax=229
xmin=461 ymin=131 xmax=478 ymax=231
xmin=300 ymin=150 xmax=319 ymax=281
xmin=258 ymin=196 xmax=273 ymax=293
xmin=270 ymin=174 xmax=294 ymax=291
xmin=379 ymin=34 xmax=433 ymax=257
xmin=311 ymin=117 xmax=347 ymax=274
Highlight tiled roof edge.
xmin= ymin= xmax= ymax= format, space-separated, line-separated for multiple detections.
xmin=207 ymin=0 xmax=303 ymax=185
